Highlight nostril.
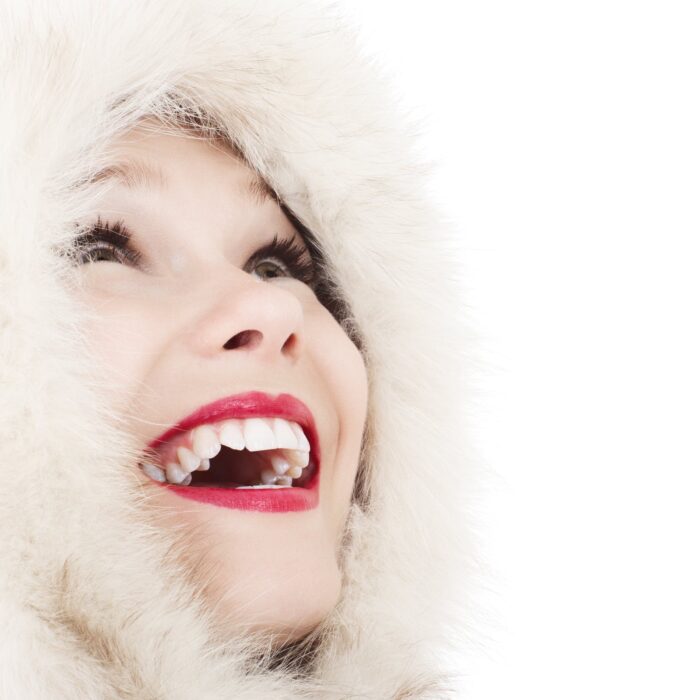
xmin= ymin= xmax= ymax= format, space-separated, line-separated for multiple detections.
xmin=224 ymin=330 xmax=261 ymax=350
xmin=282 ymin=333 xmax=299 ymax=354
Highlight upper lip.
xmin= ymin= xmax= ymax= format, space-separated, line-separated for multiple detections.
xmin=146 ymin=390 xmax=320 ymax=470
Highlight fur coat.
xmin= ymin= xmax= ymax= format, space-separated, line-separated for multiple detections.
xmin=0 ymin=0 xmax=477 ymax=697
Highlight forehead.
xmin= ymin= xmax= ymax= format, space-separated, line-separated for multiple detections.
xmin=90 ymin=125 xmax=277 ymax=208
xmin=82 ymin=124 xmax=311 ymax=255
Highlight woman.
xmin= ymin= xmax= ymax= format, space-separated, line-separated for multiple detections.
xmin=0 ymin=1 xmax=477 ymax=697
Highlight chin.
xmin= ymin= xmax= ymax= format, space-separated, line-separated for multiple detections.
xmin=203 ymin=557 xmax=343 ymax=647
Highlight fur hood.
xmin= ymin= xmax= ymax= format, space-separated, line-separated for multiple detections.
xmin=0 ymin=1 xmax=477 ymax=697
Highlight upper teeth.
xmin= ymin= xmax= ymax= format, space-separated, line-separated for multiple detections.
xmin=140 ymin=416 xmax=312 ymax=485
xmin=191 ymin=417 xmax=309 ymax=458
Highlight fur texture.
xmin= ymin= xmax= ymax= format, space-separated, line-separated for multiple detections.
xmin=0 ymin=0 xmax=479 ymax=697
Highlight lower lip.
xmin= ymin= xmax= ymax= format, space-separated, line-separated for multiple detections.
xmin=154 ymin=468 xmax=320 ymax=513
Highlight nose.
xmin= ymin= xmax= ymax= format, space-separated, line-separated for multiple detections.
xmin=185 ymin=270 xmax=305 ymax=366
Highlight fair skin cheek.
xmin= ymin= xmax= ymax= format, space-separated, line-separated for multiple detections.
xmin=69 ymin=125 xmax=368 ymax=645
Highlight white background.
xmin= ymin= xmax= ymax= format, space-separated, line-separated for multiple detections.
xmin=338 ymin=1 xmax=700 ymax=697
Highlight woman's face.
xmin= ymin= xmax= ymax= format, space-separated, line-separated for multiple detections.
xmin=70 ymin=120 xmax=368 ymax=646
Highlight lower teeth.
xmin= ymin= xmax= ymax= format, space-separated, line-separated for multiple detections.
xmin=235 ymin=484 xmax=293 ymax=489
xmin=138 ymin=462 xmax=298 ymax=488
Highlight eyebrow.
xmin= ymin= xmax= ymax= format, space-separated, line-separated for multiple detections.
xmin=89 ymin=157 xmax=278 ymax=206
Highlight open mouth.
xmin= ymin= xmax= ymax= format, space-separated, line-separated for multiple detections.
xmin=140 ymin=411 xmax=319 ymax=490
xmin=185 ymin=445 xmax=317 ymax=489
xmin=139 ymin=394 xmax=322 ymax=511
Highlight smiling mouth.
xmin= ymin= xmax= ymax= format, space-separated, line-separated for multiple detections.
xmin=140 ymin=409 xmax=319 ymax=490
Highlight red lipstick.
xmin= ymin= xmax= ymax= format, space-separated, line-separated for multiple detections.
xmin=146 ymin=391 xmax=320 ymax=513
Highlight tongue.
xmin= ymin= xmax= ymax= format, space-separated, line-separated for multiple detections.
xmin=190 ymin=446 xmax=270 ymax=487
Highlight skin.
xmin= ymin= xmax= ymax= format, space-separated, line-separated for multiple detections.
xmin=68 ymin=119 xmax=368 ymax=647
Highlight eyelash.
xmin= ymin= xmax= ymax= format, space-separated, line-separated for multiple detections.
xmin=72 ymin=216 xmax=317 ymax=286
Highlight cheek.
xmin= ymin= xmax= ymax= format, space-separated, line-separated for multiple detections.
xmin=317 ymin=319 xmax=368 ymax=434
xmin=302 ymin=290 xmax=368 ymax=419
xmin=311 ymin=311 xmax=369 ymax=513
xmin=79 ymin=292 xmax=158 ymax=412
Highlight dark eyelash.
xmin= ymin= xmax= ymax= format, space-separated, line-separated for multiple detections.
xmin=72 ymin=217 xmax=317 ymax=285
xmin=72 ymin=216 xmax=143 ymax=266
xmin=249 ymin=233 xmax=316 ymax=285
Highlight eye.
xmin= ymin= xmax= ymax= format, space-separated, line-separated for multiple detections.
xmin=248 ymin=233 xmax=316 ymax=286
xmin=253 ymin=260 xmax=286 ymax=280
xmin=70 ymin=217 xmax=142 ymax=267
